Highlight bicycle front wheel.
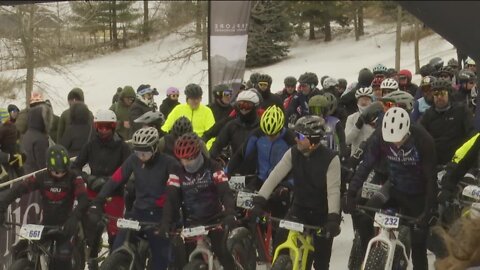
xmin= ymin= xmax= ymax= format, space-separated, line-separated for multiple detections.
xmin=348 ymin=231 xmax=363 ymax=270
xmin=100 ymin=250 xmax=132 ymax=270
xmin=271 ymin=254 xmax=293 ymax=270
xmin=9 ymin=258 xmax=34 ymax=270
xmin=363 ymin=243 xmax=388 ymax=270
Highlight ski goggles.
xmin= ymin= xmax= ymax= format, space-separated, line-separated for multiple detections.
xmin=236 ymin=100 xmax=255 ymax=111
xmin=258 ymin=82 xmax=269 ymax=88
xmin=433 ymin=90 xmax=449 ymax=97
xmin=95 ymin=122 xmax=116 ymax=131
xmin=169 ymin=94 xmax=179 ymax=98
xmin=134 ymin=150 xmax=153 ymax=160
xmin=222 ymin=90 xmax=233 ymax=97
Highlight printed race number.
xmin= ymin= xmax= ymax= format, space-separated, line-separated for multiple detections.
xmin=279 ymin=220 xmax=304 ymax=233
xmin=462 ymin=185 xmax=480 ymax=201
xmin=229 ymin=176 xmax=246 ymax=191
xmin=19 ymin=224 xmax=44 ymax=240
xmin=374 ymin=213 xmax=399 ymax=229
xmin=361 ymin=182 xmax=382 ymax=199
xmin=182 ymin=226 xmax=207 ymax=237
xmin=236 ymin=191 xmax=255 ymax=209
xmin=116 ymin=218 xmax=141 ymax=231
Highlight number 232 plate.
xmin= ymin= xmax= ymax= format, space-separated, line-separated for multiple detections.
xmin=374 ymin=213 xmax=400 ymax=229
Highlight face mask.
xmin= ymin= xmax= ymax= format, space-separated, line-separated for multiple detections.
xmin=184 ymin=153 xmax=204 ymax=173
xmin=357 ymin=104 xmax=368 ymax=113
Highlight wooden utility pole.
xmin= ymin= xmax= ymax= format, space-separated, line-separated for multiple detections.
xmin=395 ymin=5 xmax=402 ymax=71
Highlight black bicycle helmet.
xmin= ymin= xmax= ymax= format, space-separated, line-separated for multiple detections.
xmin=172 ymin=116 xmax=193 ymax=137
xmin=431 ymin=79 xmax=453 ymax=92
xmin=294 ymin=115 xmax=326 ymax=137
xmin=257 ymin=74 xmax=272 ymax=85
xmin=47 ymin=145 xmax=70 ymax=173
xmin=298 ymin=72 xmax=319 ymax=88
xmin=185 ymin=84 xmax=203 ymax=98
xmin=284 ymin=76 xmax=297 ymax=87
xmin=429 ymin=57 xmax=444 ymax=71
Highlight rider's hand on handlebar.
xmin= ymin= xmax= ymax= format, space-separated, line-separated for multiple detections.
xmin=222 ymin=214 xmax=237 ymax=230
xmin=62 ymin=215 xmax=79 ymax=237
xmin=87 ymin=203 xmax=104 ymax=225
xmin=341 ymin=192 xmax=357 ymax=214
xmin=324 ymin=213 xmax=341 ymax=238
xmin=250 ymin=196 xmax=267 ymax=223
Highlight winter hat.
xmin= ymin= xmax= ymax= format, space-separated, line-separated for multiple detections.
xmin=30 ymin=90 xmax=45 ymax=105
xmin=7 ymin=104 xmax=19 ymax=113
xmin=358 ymin=68 xmax=374 ymax=87
xmin=67 ymin=87 xmax=85 ymax=102
xmin=167 ymin=87 xmax=180 ymax=96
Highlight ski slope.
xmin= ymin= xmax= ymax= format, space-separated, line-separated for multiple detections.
xmin=0 ymin=20 xmax=459 ymax=269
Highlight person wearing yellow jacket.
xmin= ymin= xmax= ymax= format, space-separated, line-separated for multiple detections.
xmin=162 ymin=84 xmax=215 ymax=145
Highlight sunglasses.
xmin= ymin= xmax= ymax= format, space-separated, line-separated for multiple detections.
xmin=433 ymin=90 xmax=449 ymax=97
xmin=295 ymin=131 xmax=306 ymax=141
xmin=258 ymin=82 xmax=269 ymax=88
xmin=134 ymin=150 xmax=153 ymax=160
xmin=95 ymin=122 xmax=116 ymax=130
xmin=236 ymin=100 xmax=254 ymax=110
xmin=170 ymin=94 xmax=179 ymax=98
xmin=295 ymin=131 xmax=322 ymax=145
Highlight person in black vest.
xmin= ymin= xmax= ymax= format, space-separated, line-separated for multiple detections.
xmin=251 ymin=115 xmax=341 ymax=270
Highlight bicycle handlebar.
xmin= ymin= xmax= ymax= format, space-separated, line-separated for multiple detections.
xmin=356 ymin=205 xmax=417 ymax=222
xmin=267 ymin=216 xmax=324 ymax=232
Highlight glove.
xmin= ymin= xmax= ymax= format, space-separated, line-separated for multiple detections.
xmin=361 ymin=102 xmax=383 ymax=124
xmin=87 ymin=202 xmax=104 ymax=225
xmin=250 ymin=196 xmax=267 ymax=223
xmin=222 ymin=214 xmax=237 ymax=230
xmin=324 ymin=213 xmax=341 ymax=238
xmin=63 ymin=215 xmax=79 ymax=237
xmin=341 ymin=192 xmax=357 ymax=214
xmin=156 ymin=223 xmax=170 ymax=239
xmin=355 ymin=116 xmax=364 ymax=129
xmin=9 ymin=153 xmax=26 ymax=168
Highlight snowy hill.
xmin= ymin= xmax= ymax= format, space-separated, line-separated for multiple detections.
xmin=0 ymin=20 xmax=456 ymax=115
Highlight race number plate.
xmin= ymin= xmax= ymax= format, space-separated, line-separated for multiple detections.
xmin=116 ymin=218 xmax=141 ymax=231
xmin=361 ymin=182 xmax=382 ymax=199
xmin=19 ymin=224 xmax=45 ymax=240
xmin=279 ymin=220 xmax=304 ymax=233
xmin=462 ymin=185 xmax=480 ymax=201
xmin=182 ymin=226 xmax=207 ymax=237
xmin=236 ymin=191 xmax=255 ymax=209
xmin=374 ymin=213 xmax=400 ymax=229
xmin=229 ymin=176 xmax=246 ymax=191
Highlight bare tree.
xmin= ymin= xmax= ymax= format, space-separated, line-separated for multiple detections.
xmin=414 ymin=19 xmax=420 ymax=73
xmin=358 ymin=1 xmax=364 ymax=36
xmin=19 ymin=5 xmax=36 ymax=104
xmin=395 ymin=5 xmax=402 ymax=71
xmin=111 ymin=0 xmax=119 ymax=50
xmin=143 ymin=0 xmax=149 ymax=41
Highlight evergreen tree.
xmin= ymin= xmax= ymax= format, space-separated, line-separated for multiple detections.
xmin=246 ymin=1 xmax=292 ymax=67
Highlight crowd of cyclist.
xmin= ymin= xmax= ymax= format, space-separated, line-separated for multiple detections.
xmin=0 ymin=55 xmax=479 ymax=270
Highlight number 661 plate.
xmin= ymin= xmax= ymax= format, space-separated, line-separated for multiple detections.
xmin=374 ymin=213 xmax=399 ymax=229
xmin=19 ymin=224 xmax=44 ymax=240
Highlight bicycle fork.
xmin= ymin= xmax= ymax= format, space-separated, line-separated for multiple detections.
xmin=273 ymin=231 xmax=314 ymax=270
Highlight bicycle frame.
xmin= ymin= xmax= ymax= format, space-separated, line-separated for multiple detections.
xmin=361 ymin=226 xmax=411 ymax=270
xmin=272 ymin=230 xmax=314 ymax=270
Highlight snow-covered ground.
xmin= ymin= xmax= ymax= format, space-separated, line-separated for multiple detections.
xmin=1 ymin=20 xmax=459 ymax=269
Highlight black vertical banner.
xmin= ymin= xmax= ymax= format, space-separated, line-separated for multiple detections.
xmin=209 ymin=1 xmax=251 ymax=100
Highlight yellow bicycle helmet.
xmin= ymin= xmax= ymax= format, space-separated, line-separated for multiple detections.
xmin=260 ymin=105 xmax=285 ymax=135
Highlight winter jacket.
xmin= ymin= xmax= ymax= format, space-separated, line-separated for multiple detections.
xmin=258 ymin=89 xmax=284 ymax=110
xmin=399 ymin=83 xmax=419 ymax=97
xmin=159 ymin=98 xmax=180 ymax=119
xmin=203 ymin=101 xmax=234 ymax=142
xmin=209 ymin=110 xmax=259 ymax=159
xmin=276 ymin=88 xmax=297 ymax=110
xmin=95 ymin=152 xmax=178 ymax=211
xmin=21 ymin=104 xmax=53 ymax=173
xmin=0 ymin=170 xmax=88 ymax=226
xmin=161 ymin=104 xmax=215 ymax=138
xmin=110 ymin=87 xmax=136 ymax=140
xmin=57 ymin=105 xmax=93 ymax=142
xmin=129 ymin=99 xmax=154 ymax=136
xmin=163 ymin=156 xmax=234 ymax=226
xmin=411 ymin=97 xmax=432 ymax=122
xmin=258 ymin=146 xmax=340 ymax=214
xmin=452 ymin=87 xmax=476 ymax=114
xmin=0 ymin=120 xmax=19 ymax=155
xmin=49 ymin=114 xmax=60 ymax=143
xmin=345 ymin=112 xmax=375 ymax=155
xmin=59 ymin=103 xmax=94 ymax=157
xmin=420 ymin=103 xmax=474 ymax=165
xmin=228 ymin=127 xmax=296 ymax=182
xmin=349 ymin=124 xmax=437 ymax=213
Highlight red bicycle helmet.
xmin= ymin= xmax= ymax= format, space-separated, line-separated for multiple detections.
xmin=174 ymin=132 xmax=201 ymax=160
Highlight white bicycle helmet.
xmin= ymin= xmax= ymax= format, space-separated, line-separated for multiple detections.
xmin=382 ymin=91 xmax=414 ymax=112
xmin=355 ymin=87 xmax=373 ymax=99
xmin=382 ymin=107 xmax=410 ymax=142
xmin=132 ymin=127 xmax=159 ymax=149
xmin=322 ymin=77 xmax=338 ymax=89
xmin=94 ymin=109 xmax=117 ymax=123
xmin=465 ymin=57 xmax=476 ymax=66
xmin=373 ymin=64 xmax=388 ymax=74
xmin=380 ymin=78 xmax=399 ymax=91
xmin=236 ymin=88 xmax=260 ymax=106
